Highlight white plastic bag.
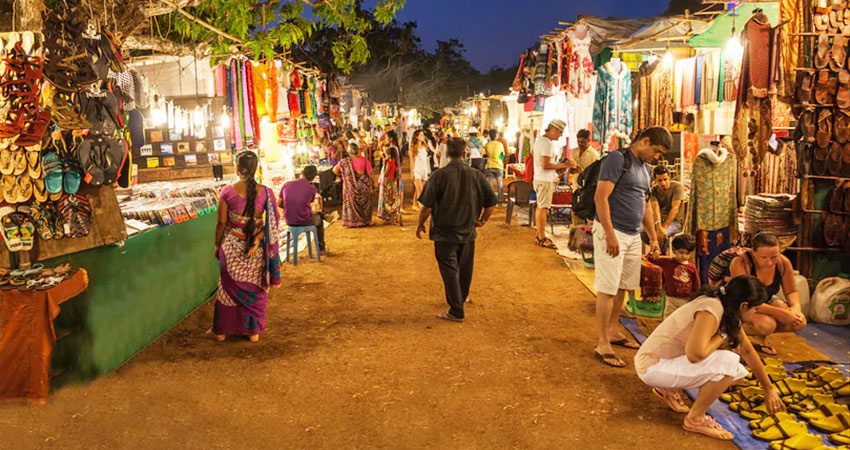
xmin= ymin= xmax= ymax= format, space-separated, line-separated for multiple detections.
xmin=809 ymin=277 xmax=850 ymax=326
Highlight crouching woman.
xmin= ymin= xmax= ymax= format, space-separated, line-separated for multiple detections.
xmin=634 ymin=275 xmax=785 ymax=440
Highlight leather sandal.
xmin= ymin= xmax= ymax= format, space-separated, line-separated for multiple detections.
xmin=829 ymin=141 xmax=844 ymax=176
xmin=803 ymin=108 xmax=817 ymax=143
xmin=836 ymin=110 xmax=850 ymax=143
xmin=798 ymin=70 xmax=814 ymax=104
xmin=684 ymin=415 xmax=734 ymax=440
xmin=831 ymin=183 xmax=846 ymax=213
xmin=832 ymin=34 xmax=848 ymax=72
xmin=826 ymin=213 xmax=844 ymax=247
xmin=816 ymin=34 xmax=832 ymax=69
xmin=839 ymin=70 xmax=850 ymax=109
xmin=797 ymin=143 xmax=813 ymax=176
xmin=842 ymin=144 xmax=850 ymax=178
xmin=814 ymin=144 xmax=830 ymax=175
xmin=817 ymin=109 xmax=834 ymax=149
xmin=815 ymin=70 xmax=834 ymax=104
xmin=816 ymin=13 xmax=831 ymax=31
xmin=832 ymin=10 xmax=845 ymax=33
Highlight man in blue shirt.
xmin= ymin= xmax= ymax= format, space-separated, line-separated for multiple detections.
xmin=593 ymin=127 xmax=671 ymax=367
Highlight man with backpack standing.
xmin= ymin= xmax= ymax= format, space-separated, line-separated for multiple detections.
xmin=592 ymin=127 xmax=672 ymax=367
xmin=533 ymin=119 xmax=570 ymax=249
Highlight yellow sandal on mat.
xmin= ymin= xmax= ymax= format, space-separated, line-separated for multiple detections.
xmin=752 ymin=419 xmax=808 ymax=441
xmin=750 ymin=412 xmax=798 ymax=430
xmin=801 ymin=403 xmax=850 ymax=420
xmin=810 ymin=412 xmax=850 ymax=433
xmin=768 ymin=433 xmax=824 ymax=450
xmin=831 ymin=429 xmax=850 ymax=445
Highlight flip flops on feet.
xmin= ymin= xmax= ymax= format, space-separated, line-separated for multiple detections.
xmin=652 ymin=388 xmax=690 ymax=413
xmin=437 ymin=311 xmax=463 ymax=322
xmin=535 ymin=236 xmax=557 ymax=249
xmin=594 ymin=351 xmax=625 ymax=367
xmin=611 ymin=338 xmax=640 ymax=349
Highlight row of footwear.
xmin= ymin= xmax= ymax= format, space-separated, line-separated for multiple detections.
xmin=0 ymin=195 xmax=91 ymax=251
xmin=0 ymin=262 xmax=76 ymax=291
xmin=722 ymin=358 xmax=850 ymax=449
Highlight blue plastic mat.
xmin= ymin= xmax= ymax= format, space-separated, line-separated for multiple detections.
xmin=620 ymin=317 xmax=847 ymax=450
xmin=796 ymin=323 xmax=850 ymax=365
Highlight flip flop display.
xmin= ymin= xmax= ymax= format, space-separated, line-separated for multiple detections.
xmin=0 ymin=262 xmax=77 ymax=291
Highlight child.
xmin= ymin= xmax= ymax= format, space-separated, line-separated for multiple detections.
xmin=649 ymin=234 xmax=700 ymax=318
xmin=635 ymin=276 xmax=785 ymax=440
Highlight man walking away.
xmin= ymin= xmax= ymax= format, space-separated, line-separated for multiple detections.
xmin=642 ymin=166 xmax=684 ymax=254
xmin=417 ymin=138 xmax=498 ymax=322
xmin=483 ymin=129 xmax=506 ymax=202
xmin=593 ymin=126 xmax=671 ymax=367
xmin=533 ymin=119 xmax=569 ymax=249
xmin=280 ymin=165 xmax=327 ymax=253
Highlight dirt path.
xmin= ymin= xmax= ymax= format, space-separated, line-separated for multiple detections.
xmin=0 ymin=176 xmax=735 ymax=450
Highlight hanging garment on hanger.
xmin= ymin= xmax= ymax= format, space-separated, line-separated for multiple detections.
xmin=559 ymin=38 xmax=572 ymax=90
xmin=685 ymin=146 xmax=738 ymax=234
xmin=534 ymin=44 xmax=549 ymax=96
xmin=674 ymin=59 xmax=685 ymax=109
xmin=230 ymin=61 xmax=242 ymax=150
xmin=592 ymin=60 xmax=632 ymax=150
xmin=651 ymin=64 xmax=674 ymax=128
xmin=779 ymin=0 xmax=804 ymax=100
xmin=568 ymin=30 xmax=594 ymax=98
xmin=738 ymin=13 xmax=772 ymax=101
xmin=695 ymin=55 xmax=704 ymax=105
xmin=636 ymin=59 xmax=659 ymax=131
xmin=251 ymin=61 xmax=268 ymax=118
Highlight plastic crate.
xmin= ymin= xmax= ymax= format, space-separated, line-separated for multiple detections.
xmin=626 ymin=291 xmax=666 ymax=319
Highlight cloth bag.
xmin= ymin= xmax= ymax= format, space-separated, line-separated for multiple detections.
xmin=809 ymin=276 xmax=850 ymax=326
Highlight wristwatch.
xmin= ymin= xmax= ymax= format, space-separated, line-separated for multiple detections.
xmin=718 ymin=329 xmax=728 ymax=340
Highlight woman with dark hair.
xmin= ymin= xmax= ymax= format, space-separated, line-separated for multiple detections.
xmin=333 ymin=141 xmax=373 ymax=227
xmin=728 ymin=232 xmax=806 ymax=356
xmin=378 ymin=131 xmax=403 ymax=224
xmin=410 ymin=129 xmax=432 ymax=211
xmin=635 ymin=276 xmax=785 ymax=440
xmin=209 ymin=151 xmax=282 ymax=343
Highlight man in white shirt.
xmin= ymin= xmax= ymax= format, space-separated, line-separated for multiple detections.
xmin=568 ymin=129 xmax=600 ymax=225
xmin=533 ymin=119 xmax=569 ymax=249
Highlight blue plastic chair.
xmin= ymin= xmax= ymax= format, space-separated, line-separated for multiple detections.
xmin=285 ymin=225 xmax=322 ymax=266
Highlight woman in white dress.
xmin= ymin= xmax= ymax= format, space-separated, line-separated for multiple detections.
xmin=410 ymin=129 xmax=432 ymax=211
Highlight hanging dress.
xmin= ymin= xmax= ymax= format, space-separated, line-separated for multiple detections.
xmin=568 ymin=31 xmax=594 ymax=98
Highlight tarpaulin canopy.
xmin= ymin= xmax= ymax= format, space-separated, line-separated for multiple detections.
xmin=689 ymin=2 xmax=781 ymax=48
xmin=612 ymin=16 xmax=712 ymax=52
xmin=575 ymin=15 xmax=655 ymax=56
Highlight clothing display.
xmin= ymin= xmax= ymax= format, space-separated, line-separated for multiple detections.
xmin=568 ymin=29 xmax=595 ymax=98
xmin=636 ymin=59 xmax=674 ymax=131
xmin=685 ymin=146 xmax=737 ymax=235
xmin=592 ymin=60 xmax=633 ymax=150
xmin=734 ymin=12 xmax=774 ymax=163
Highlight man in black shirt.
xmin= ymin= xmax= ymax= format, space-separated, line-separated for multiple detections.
xmin=417 ymin=138 xmax=498 ymax=322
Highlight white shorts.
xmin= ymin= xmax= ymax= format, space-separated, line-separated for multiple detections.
xmin=637 ymin=350 xmax=748 ymax=390
xmin=414 ymin=166 xmax=430 ymax=181
xmin=533 ymin=181 xmax=555 ymax=209
xmin=592 ymin=221 xmax=642 ymax=295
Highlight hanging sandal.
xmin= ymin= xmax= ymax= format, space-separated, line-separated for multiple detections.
xmin=16 ymin=212 xmax=34 ymax=251
xmin=683 ymin=415 xmax=734 ymax=440
xmin=817 ymin=109 xmax=834 ymax=149
xmin=753 ymin=419 xmax=808 ymax=441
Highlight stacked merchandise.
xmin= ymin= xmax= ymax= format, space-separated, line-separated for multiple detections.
xmin=119 ymin=180 xmax=227 ymax=227
xmin=1 ymin=3 xmax=137 ymax=255
xmin=0 ymin=262 xmax=78 ymax=291
xmin=742 ymin=194 xmax=797 ymax=248
xmin=721 ymin=358 xmax=850 ymax=449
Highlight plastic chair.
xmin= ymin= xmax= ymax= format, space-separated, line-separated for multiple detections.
xmin=284 ymin=225 xmax=322 ymax=266
xmin=506 ymin=180 xmax=536 ymax=226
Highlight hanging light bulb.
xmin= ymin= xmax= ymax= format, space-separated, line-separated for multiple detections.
xmin=662 ymin=51 xmax=674 ymax=69
xmin=725 ymin=35 xmax=743 ymax=61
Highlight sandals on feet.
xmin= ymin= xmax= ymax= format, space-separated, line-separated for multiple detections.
xmin=437 ymin=311 xmax=464 ymax=322
xmin=594 ymin=351 xmax=625 ymax=367
xmin=683 ymin=415 xmax=734 ymax=440
xmin=535 ymin=237 xmax=557 ymax=249
xmin=652 ymin=388 xmax=690 ymax=413
xmin=611 ymin=338 xmax=640 ymax=349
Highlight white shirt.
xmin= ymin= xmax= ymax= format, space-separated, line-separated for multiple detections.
xmin=533 ymin=136 xmax=559 ymax=182
xmin=568 ymin=146 xmax=600 ymax=189
xmin=436 ymin=143 xmax=449 ymax=168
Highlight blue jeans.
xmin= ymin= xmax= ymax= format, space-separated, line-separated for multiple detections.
xmin=641 ymin=220 xmax=683 ymax=254
xmin=486 ymin=168 xmax=504 ymax=201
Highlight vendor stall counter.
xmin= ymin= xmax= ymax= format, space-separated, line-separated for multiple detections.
xmin=47 ymin=213 xmax=219 ymax=388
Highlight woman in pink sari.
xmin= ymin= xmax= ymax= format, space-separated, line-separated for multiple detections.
xmin=208 ymin=151 xmax=282 ymax=343
xmin=333 ymin=142 xmax=373 ymax=227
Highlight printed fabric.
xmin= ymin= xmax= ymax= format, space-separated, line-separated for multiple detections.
xmin=568 ymin=31 xmax=594 ymax=98
xmin=592 ymin=61 xmax=633 ymax=150
xmin=685 ymin=147 xmax=738 ymax=233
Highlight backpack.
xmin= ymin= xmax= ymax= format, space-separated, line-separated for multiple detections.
xmin=571 ymin=148 xmax=631 ymax=220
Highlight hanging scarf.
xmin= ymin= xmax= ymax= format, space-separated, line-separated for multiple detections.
xmin=231 ymin=59 xmax=244 ymax=151
xmin=246 ymin=62 xmax=260 ymax=144
xmin=262 ymin=186 xmax=281 ymax=288
xmin=240 ymin=61 xmax=254 ymax=144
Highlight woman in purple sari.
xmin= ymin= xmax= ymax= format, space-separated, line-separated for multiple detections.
xmin=333 ymin=142 xmax=373 ymax=227
xmin=208 ymin=151 xmax=282 ymax=343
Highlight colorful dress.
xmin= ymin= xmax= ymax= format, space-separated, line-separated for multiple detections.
xmin=377 ymin=146 xmax=402 ymax=222
xmin=336 ymin=156 xmax=373 ymax=227
xmin=214 ymin=184 xmax=282 ymax=336
xmin=592 ymin=61 xmax=633 ymax=150
xmin=568 ymin=31 xmax=594 ymax=98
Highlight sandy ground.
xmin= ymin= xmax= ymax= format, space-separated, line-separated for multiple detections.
xmin=0 ymin=174 xmax=735 ymax=450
